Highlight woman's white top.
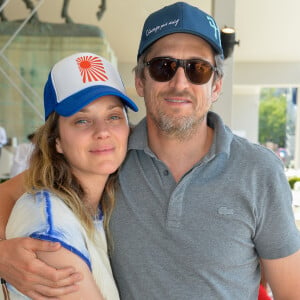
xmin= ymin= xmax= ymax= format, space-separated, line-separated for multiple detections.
xmin=4 ymin=190 xmax=120 ymax=300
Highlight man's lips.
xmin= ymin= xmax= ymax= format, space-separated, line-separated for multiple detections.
xmin=164 ymin=97 xmax=192 ymax=104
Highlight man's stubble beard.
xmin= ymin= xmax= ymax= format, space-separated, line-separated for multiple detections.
xmin=148 ymin=107 xmax=210 ymax=141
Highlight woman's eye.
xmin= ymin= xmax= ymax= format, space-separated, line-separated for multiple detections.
xmin=109 ymin=115 xmax=121 ymax=120
xmin=75 ymin=119 xmax=89 ymax=125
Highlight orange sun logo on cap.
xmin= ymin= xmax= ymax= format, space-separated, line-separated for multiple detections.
xmin=76 ymin=55 xmax=108 ymax=83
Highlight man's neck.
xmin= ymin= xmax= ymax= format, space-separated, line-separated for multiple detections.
xmin=147 ymin=120 xmax=214 ymax=182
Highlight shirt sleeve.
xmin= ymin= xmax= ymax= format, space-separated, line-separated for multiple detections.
xmin=6 ymin=190 xmax=92 ymax=269
xmin=254 ymin=162 xmax=300 ymax=259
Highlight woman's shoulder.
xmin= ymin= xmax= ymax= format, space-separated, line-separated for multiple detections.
xmin=7 ymin=190 xmax=80 ymax=238
xmin=13 ymin=190 xmax=67 ymax=214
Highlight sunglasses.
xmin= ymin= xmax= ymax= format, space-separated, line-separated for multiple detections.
xmin=144 ymin=57 xmax=217 ymax=85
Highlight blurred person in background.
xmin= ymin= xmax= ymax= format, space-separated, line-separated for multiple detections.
xmin=0 ymin=125 xmax=7 ymax=158
xmin=10 ymin=133 xmax=35 ymax=178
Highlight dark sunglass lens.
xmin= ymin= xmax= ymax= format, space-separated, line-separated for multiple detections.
xmin=187 ymin=61 xmax=213 ymax=84
xmin=149 ymin=58 xmax=176 ymax=82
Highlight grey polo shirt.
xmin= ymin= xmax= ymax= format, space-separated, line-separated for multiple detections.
xmin=110 ymin=112 xmax=300 ymax=300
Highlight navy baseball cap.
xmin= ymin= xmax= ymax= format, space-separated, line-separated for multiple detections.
xmin=44 ymin=52 xmax=138 ymax=120
xmin=137 ymin=2 xmax=223 ymax=59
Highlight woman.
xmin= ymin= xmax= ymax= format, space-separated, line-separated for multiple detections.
xmin=2 ymin=52 xmax=138 ymax=299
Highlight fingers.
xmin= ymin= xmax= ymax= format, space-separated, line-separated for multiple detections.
xmin=0 ymin=237 xmax=82 ymax=298
xmin=22 ymin=289 xmax=60 ymax=300
xmin=47 ymin=269 xmax=83 ymax=287
xmin=7 ymin=268 xmax=81 ymax=299
xmin=27 ymin=283 xmax=80 ymax=300
xmin=24 ymin=238 xmax=61 ymax=253
xmin=30 ymin=262 xmax=82 ymax=288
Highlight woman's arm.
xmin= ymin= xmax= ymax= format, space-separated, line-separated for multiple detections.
xmin=37 ymin=247 xmax=105 ymax=299
xmin=0 ymin=174 xmax=82 ymax=298
xmin=0 ymin=237 xmax=81 ymax=299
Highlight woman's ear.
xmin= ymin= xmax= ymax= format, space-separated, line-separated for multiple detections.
xmin=55 ymin=138 xmax=63 ymax=154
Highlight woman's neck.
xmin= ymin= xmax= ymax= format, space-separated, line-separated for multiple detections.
xmin=77 ymin=174 xmax=108 ymax=213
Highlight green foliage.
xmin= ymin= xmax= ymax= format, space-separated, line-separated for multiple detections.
xmin=259 ymin=88 xmax=287 ymax=147
xmin=288 ymin=177 xmax=300 ymax=189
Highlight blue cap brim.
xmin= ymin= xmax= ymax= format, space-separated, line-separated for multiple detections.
xmin=53 ymin=86 xmax=138 ymax=117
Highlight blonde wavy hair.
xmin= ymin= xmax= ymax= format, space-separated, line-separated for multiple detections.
xmin=25 ymin=112 xmax=118 ymax=244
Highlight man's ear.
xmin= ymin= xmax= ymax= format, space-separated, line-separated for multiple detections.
xmin=211 ymin=77 xmax=223 ymax=103
xmin=135 ymin=76 xmax=145 ymax=97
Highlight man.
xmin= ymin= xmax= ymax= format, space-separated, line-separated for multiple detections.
xmin=1 ymin=2 xmax=300 ymax=299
